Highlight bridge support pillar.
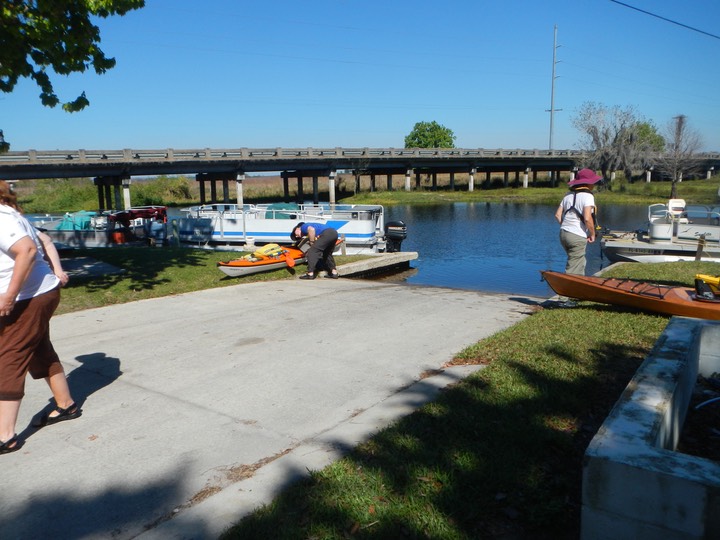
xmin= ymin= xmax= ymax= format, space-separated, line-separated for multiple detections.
xmin=236 ymin=174 xmax=244 ymax=208
xmin=296 ymin=174 xmax=304 ymax=203
xmin=503 ymin=171 xmax=509 ymax=188
xmin=198 ymin=175 xmax=206 ymax=204
xmin=415 ymin=171 xmax=421 ymax=190
xmin=222 ymin=179 xmax=230 ymax=203
xmin=405 ymin=169 xmax=412 ymax=191
xmin=370 ymin=173 xmax=376 ymax=192
xmin=386 ymin=174 xmax=393 ymax=191
xmin=484 ymin=171 xmax=491 ymax=189
xmin=122 ymin=177 xmax=131 ymax=210
xmin=312 ymin=176 xmax=319 ymax=205
xmin=282 ymin=173 xmax=290 ymax=202
xmin=431 ymin=172 xmax=438 ymax=191
xmin=449 ymin=172 xmax=455 ymax=190
xmin=468 ymin=168 xmax=475 ymax=192
xmin=93 ymin=175 xmax=125 ymax=211
xmin=328 ymin=170 xmax=336 ymax=207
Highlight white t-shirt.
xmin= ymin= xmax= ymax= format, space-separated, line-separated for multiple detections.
xmin=559 ymin=191 xmax=595 ymax=239
xmin=0 ymin=205 xmax=60 ymax=301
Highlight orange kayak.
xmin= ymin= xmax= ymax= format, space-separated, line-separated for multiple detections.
xmin=218 ymin=246 xmax=306 ymax=277
xmin=541 ymin=270 xmax=720 ymax=320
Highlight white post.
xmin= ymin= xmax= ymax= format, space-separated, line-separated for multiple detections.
xmin=405 ymin=169 xmax=411 ymax=191
xmin=678 ymin=172 xmax=683 ymax=183
xmin=236 ymin=173 xmax=248 ymax=244
xmin=468 ymin=168 xmax=475 ymax=192
xmin=646 ymin=169 xmax=652 ymax=183
xmin=236 ymin=173 xmax=244 ymax=207
xmin=328 ymin=170 xmax=336 ymax=207
xmin=122 ymin=177 xmax=131 ymax=210
xmin=523 ymin=169 xmax=529 ymax=189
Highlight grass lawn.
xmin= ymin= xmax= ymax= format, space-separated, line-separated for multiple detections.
xmin=55 ymin=247 xmax=366 ymax=315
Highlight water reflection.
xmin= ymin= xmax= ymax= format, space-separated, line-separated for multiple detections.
xmin=386 ymin=203 xmax=647 ymax=298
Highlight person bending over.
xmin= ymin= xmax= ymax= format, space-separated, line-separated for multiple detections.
xmin=290 ymin=222 xmax=339 ymax=280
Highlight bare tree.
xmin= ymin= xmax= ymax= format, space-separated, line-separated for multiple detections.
xmin=571 ymin=102 xmax=659 ymax=182
xmin=655 ymin=115 xmax=702 ymax=199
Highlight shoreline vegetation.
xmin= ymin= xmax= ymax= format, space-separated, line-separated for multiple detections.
xmin=13 ymin=172 xmax=720 ymax=214
xmin=21 ymin=174 xmax=720 ymax=537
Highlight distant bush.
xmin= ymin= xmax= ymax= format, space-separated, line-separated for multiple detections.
xmin=131 ymin=175 xmax=194 ymax=206
xmin=18 ymin=178 xmax=98 ymax=213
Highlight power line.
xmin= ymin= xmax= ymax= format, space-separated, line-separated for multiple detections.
xmin=609 ymin=0 xmax=720 ymax=40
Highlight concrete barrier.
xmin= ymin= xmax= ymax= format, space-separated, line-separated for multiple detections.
xmin=582 ymin=317 xmax=720 ymax=539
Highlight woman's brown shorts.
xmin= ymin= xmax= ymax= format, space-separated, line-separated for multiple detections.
xmin=0 ymin=287 xmax=63 ymax=400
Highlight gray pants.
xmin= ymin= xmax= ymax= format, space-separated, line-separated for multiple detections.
xmin=559 ymin=229 xmax=588 ymax=276
xmin=306 ymin=228 xmax=338 ymax=274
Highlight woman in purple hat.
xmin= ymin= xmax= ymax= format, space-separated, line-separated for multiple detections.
xmin=554 ymin=168 xmax=602 ymax=276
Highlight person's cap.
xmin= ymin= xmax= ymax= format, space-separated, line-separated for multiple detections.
xmin=568 ymin=169 xmax=603 ymax=187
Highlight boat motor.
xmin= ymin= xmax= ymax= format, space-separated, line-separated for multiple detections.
xmin=384 ymin=220 xmax=407 ymax=252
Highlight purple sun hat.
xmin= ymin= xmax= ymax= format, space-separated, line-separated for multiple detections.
xmin=568 ymin=168 xmax=603 ymax=187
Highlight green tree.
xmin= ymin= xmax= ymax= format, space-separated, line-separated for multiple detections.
xmin=0 ymin=130 xmax=9 ymax=153
xmin=0 ymin=0 xmax=144 ymax=150
xmin=404 ymin=121 xmax=456 ymax=148
xmin=635 ymin=121 xmax=665 ymax=152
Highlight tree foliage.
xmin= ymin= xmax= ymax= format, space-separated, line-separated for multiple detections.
xmin=0 ymin=0 xmax=144 ymax=113
xmin=571 ymin=102 xmax=663 ymax=182
xmin=404 ymin=121 xmax=456 ymax=148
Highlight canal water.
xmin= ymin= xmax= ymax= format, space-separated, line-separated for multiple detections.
xmin=384 ymin=203 xmax=648 ymax=298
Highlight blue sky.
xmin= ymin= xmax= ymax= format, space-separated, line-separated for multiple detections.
xmin=2 ymin=0 xmax=719 ymax=152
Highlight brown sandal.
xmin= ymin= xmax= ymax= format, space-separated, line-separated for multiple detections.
xmin=33 ymin=403 xmax=82 ymax=427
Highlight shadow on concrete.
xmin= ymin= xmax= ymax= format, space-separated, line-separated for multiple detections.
xmin=0 ymin=462 xmax=213 ymax=540
xmin=19 ymin=352 xmax=122 ymax=444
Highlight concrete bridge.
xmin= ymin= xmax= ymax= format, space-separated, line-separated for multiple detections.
xmin=2 ymin=146 xmax=718 ymax=209
xmin=0 ymin=146 xmax=592 ymax=179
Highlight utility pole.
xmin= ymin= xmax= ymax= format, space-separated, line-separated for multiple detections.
xmin=547 ymin=25 xmax=562 ymax=153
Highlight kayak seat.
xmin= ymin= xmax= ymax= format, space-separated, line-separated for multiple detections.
xmin=695 ymin=278 xmax=718 ymax=301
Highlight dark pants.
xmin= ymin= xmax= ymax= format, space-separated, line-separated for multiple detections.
xmin=306 ymin=228 xmax=338 ymax=274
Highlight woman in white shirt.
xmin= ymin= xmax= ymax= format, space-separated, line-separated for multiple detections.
xmin=554 ymin=168 xmax=602 ymax=275
xmin=0 ymin=181 xmax=79 ymax=455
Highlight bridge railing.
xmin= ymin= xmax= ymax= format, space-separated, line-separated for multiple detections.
xmin=0 ymin=147 xmax=598 ymax=164
xmin=2 ymin=147 xmax=718 ymax=169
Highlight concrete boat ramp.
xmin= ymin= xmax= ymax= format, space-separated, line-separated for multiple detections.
xmin=1 ymin=273 xmax=543 ymax=539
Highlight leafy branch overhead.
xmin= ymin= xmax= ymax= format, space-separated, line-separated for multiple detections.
xmin=0 ymin=0 xmax=145 ymax=112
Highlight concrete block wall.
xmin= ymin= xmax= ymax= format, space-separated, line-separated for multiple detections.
xmin=582 ymin=317 xmax=720 ymax=540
